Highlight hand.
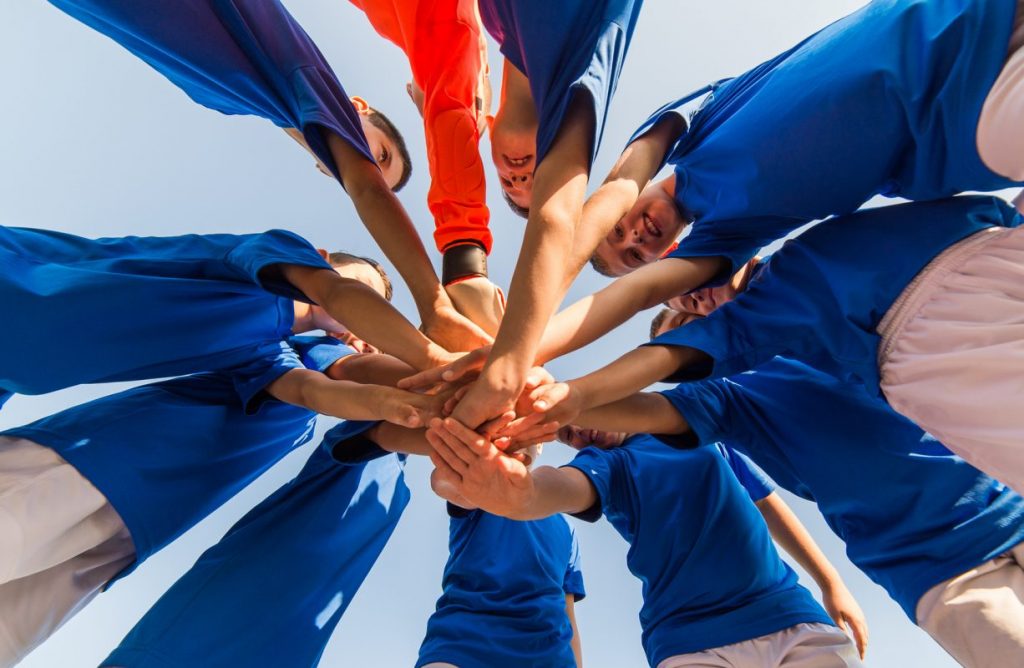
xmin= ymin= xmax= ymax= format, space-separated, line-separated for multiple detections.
xmin=425 ymin=417 xmax=535 ymax=517
xmin=822 ymin=582 xmax=868 ymax=660
xmin=422 ymin=304 xmax=493 ymax=353
xmin=399 ymin=346 xmax=491 ymax=393
xmin=444 ymin=276 xmax=507 ymax=338
xmin=497 ymin=381 xmax=583 ymax=449
xmin=375 ymin=386 xmax=444 ymax=429
xmin=448 ymin=374 xmax=519 ymax=430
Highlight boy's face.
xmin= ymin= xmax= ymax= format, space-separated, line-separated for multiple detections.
xmin=310 ymin=260 xmax=389 ymax=340
xmin=652 ymin=309 xmax=702 ymax=338
xmin=334 ymin=260 xmax=388 ymax=300
xmin=556 ymin=425 xmax=627 ymax=450
xmin=664 ymin=258 xmax=760 ymax=317
xmin=351 ymin=97 xmax=403 ymax=189
xmin=592 ymin=180 xmax=688 ymax=276
xmin=489 ymin=117 xmax=536 ymax=210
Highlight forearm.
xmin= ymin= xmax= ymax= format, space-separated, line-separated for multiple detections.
xmin=507 ymin=466 xmax=596 ymax=521
xmin=757 ymin=493 xmax=843 ymax=590
xmin=320 ymin=281 xmax=449 ymax=371
xmin=575 ymin=393 xmax=689 ymax=436
xmin=269 ymin=371 xmax=388 ymax=421
xmin=366 ymin=422 xmax=432 ymax=457
xmin=329 ymin=353 xmax=416 ymax=387
xmin=536 ymin=257 xmax=721 ymax=364
xmin=567 ymin=345 xmax=703 ymax=413
xmin=329 ymin=133 xmax=450 ymax=319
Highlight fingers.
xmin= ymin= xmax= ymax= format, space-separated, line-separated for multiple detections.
xmin=440 ymin=418 xmax=494 ymax=457
xmin=530 ymin=382 xmax=570 ymax=412
xmin=479 ymin=411 xmax=517 ymax=438
xmin=498 ymin=412 xmax=550 ymax=438
xmin=847 ymin=614 xmax=869 ymax=660
xmin=425 ymin=423 xmax=471 ymax=473
xmin=397 ymin=366 xmax=448 ymax=392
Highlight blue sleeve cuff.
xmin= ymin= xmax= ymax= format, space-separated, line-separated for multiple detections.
xmin=231 ymin=342 xmax=305 ymax=415
xmin=561 ymin=449 xmax=612 ymax=524
xmin=321 ymin=420 xmax=389 ymax=465
xmin=658 ymin=382 xmax=733 ymax=446
xmin=720 ymin=446 xmax=775 ymax=502
xmin=286 ymin=336 xmax=356 ymax=373
xmin=224 ymin=229 xmax=334 ymax=302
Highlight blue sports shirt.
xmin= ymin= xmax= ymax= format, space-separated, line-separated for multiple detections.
xmin=660 ymin=357 xmax=1024 ymax=620
xmin=650 ymin=196 xmax=1022 ymax=395
xmin=638 ymin=0 xmax=1021 ymax=276
xmin=0 ymin=226 xmax=332 ymax=406
xmin=49 ymin=0 xmax=374 ymax=177
xmin=479 ymin=0 xmax=643 ymax=167
xmin=4 ymin=337 xmax=353 ymax=576
xmin=105 ymin=445 xmax=409 ymax=668
xmin=417 ymin=507 xmax=585 ymax=668
xmin=565 ymin=435 xmax=831 ymax=665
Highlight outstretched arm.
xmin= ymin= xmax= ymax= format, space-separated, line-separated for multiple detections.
xmin=426 ymin=418 xmax=596 ymax=520
xmin=281 ymin=265 xmax=454 ymax=371
xmin=449 ymin=94 xmax=595 ymax=428
xmin=567 ymin=595 xmax=583 ymax=668
xmin=266 ymin=369 xmax=440 ymax=428
xmin=327 ymin=133 xmax=492 ymax=352
xmin=575 ymin=392 xmax=688 ymax=437
xmin=756 ymin=493 xmax=868 ymax=659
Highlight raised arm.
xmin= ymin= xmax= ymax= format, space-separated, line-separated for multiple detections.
xmin=756 ymin=492 xmax=868 ymax=659
xmin=426 ymin=418 xmax=596 ymax=520
xmin=575 ymin=393 xmax=689 ymax=437
xmin=281 ymin=264 xmax=454 ymax=371
xmin=327 ymin=133 xmax=492 ymax=352
xmin=448 ymin=94 xmax=596 ymax=428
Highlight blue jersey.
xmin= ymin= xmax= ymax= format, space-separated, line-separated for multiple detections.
xmin=479 ymin=0 xmax=642 ymax=167
xmin=105 ymin=443 xmax=409 ymax=668
xmin=660 ymin=357 xmax=1024 ymax=620
xmin=49 ymin=0 xmax=374 ymax=178
xmin=417 ymin=507 xmax=585 ymax=668
xmin=650 ymin=195 xmax=1022 ymax=396
xmin=565 ymin=435 xmax=831 ymax=666
xmin=639 ymin=0 xmax=1020 ymax=276
xmin=0 ymin=226 xmax=331 ymax=405
xmin=3 ymin=337 xmax=352 ymax=577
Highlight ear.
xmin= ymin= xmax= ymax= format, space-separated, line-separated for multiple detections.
xmin=316 ymin=248 xmax=330 ymax=261
xmin=350 ymin=96 xmax=371 ymax=114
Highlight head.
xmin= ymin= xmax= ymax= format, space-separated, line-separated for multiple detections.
xmin=650 ymin=307 xmax=702 ymax=340
xmin=305 ymin=250 xmax=394 ymax=339
xmin=664 ymin=257 xmax=761 ymax=318
xmin=351 ymin=96 xmax=412 ymax=192
xmin=487 ymin=112 xmax=536 ymax=215
xmin=589 ymin=178 xmax=691 ymax=277
xmin=556 ymin=425 xmax=628 ymax=450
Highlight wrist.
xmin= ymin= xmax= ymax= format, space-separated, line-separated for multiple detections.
xmin=442 ymin=242 xmax=488 ymax=285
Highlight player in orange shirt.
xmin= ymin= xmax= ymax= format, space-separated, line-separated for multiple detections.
xmin=349 ymin=0 xmax=505 ymax=336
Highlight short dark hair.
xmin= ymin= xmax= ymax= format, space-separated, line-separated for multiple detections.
xmin=328 ymin=251 xmax=393 ymax=302
xmin=588 ymin=251 xmax=616 ymax=277
xmin=366 ymin=108 xmax=412 ymax=193
xmin=649 ymin=308 xmax=674 ymax=341
xmin=502 ymin=189 xmax=530 ymax=219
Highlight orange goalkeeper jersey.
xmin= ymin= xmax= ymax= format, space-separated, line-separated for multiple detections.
xmin=349 ymin=0 xmax=492 ymax=254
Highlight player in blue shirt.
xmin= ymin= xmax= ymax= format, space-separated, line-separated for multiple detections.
xmin=46 ymin=0 xmax=489 ymax=351
xmin=440 ymin=0 xmax=650 ymax=431
xmin=103 ymin=444 xmax=410 ymax=668
xmin=426 ymin=421 xmax=862 ymax=667
xmin=465 ymin=196 xmax=1024 ymax=499
xmin=1 ymin=226 xmax=451 ymax=423
xmin=0 ymin=335 xmax=427 ymax=664
xmin=584 ymin=0 xmax=1022 ymax=278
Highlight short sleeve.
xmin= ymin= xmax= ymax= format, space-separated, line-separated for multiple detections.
xmin=668 ymin=214 xmax=809 ymax=281
xmin=563 ymin=523 xmax=586 ymax=602
xmin=719 ymin=446 xmax=775 ymax=502
xmin=229 ymin=340 xmax=305 ymax=414
xmin=627 ymin=83 xmax=721 ymax=168
xmin=562 ymin=447 xmax=628 ymax=525
xmin=286 ymin=336 xmax=356 ymax=373
xmin=223 ymin=229 xmax=333 ymax=301
xmin=321 ymin=420 xmax=389 ymax=465
xmin=645 ymin=256 xmax=826 ymax=383
xmin=658 ymin=379 xmax=741 ymax=447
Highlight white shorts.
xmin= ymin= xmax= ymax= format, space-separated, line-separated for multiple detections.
xmin=0 ymin=436 xmax=134 ymax=667
xmin=656 ymin=622 xmax=862 ymax=668
xmin=977 ymin=0 xmax=1024 ymax=180
xmin=877 ymin=225 xmax=1024 ymax=494
xmin=917 ymin=543 xmax=1024 ymax=668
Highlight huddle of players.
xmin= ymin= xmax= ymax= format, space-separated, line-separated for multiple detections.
xmin=4 ymin=0 xmax=1024 ymax=666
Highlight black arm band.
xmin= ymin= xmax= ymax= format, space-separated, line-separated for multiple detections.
xmin=442 ymin=243 xmax=488 ymax=285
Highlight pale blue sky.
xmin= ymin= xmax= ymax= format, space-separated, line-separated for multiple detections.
xmin=1 ymin=1 xmax=967 ymax=666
